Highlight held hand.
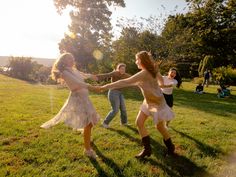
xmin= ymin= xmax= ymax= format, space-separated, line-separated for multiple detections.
xmin=100 ymin=85 xmax=108 ymax=92
xmin=90 ymin=74 xmax=98 ymax=81
xmin=87 ymin=85 xmax=102 ymax=93
xmin=92 ymin=85 xmax=107 ymax=93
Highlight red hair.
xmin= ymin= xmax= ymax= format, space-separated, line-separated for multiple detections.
xmin=136 ymin=51 xmax=158 ymax=78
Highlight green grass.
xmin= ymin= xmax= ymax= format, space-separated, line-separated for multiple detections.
xmin=0 ymin=74 xmax=236 ymax=177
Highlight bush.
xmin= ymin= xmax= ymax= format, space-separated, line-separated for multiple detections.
xmin=212 ymin=66 xmax=236 ymax=86
xmin=7 ymin=57 xmax=51 ymax=83
xmin=8 ymin=57 xmax=33 ymax=80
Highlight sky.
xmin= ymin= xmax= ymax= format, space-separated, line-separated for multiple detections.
xmin=0 ymin=0 xmax=188 ymax=59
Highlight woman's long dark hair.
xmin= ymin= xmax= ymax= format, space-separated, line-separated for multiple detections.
xmin=170 ymin=68 xmax=182 ymax=88
xmin=136 ymin=51 xmax=158 ymax=78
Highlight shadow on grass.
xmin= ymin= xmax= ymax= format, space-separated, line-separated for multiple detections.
xmin=172 ymin=128 xmax=223 ymax=157
xmin=92 ymin=143 xmax=126 ymax=177
xmin=108 ymin=127 xmax=166 ymax=159
xmin=107 ymin=125 xmax=212 ymax=177
xmin=108 ymin=127 xmax=140 ymax=144
xmin=88 ymin=158 xmax=109 ymax=177
xmin=140 ymin=153 xmax=211 ymax=177
xmin=125 ymin=124 xmax=139 ymax=134
xmin=110 ymin=126 xmax=188 ymax=162
xmin=141 ymin=134 xmax=211 ymax=176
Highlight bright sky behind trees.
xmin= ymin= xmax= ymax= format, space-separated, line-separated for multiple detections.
xmin=0 ymin=0 xmax=188 ymax=58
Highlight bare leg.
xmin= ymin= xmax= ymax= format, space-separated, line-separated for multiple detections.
xmin=156 ymin=121 xmax=170 ymax=140
xmin=83 ymin=123 xmax=93 ymax=150
xmin=135 ymin=111 xmax=149 ymax=138
xmin=83 ymin=123 xmax=97 ymax=159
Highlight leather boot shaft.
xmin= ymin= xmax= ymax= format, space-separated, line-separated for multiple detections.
xmin=135 ymin=136 xmax=152 ymax=158
xmin=163 ymin=138 xmax=175 ymax=155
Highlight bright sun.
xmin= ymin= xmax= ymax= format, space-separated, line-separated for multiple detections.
xmin=0 ymin=0 xmax=71 ymax=58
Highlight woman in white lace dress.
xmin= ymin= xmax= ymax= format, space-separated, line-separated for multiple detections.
xmin=40 ymin=53 xmax=99 ymax=159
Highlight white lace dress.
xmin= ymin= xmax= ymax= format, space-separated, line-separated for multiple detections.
xmin=40 ymin=69 xmax=100 ymax=129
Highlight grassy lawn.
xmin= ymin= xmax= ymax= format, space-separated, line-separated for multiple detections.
xmin=0 ymin=74 xmax=236 ymax=177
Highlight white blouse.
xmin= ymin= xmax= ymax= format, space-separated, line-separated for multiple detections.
xmin=161 ymin=76 xmax=178 ymax=95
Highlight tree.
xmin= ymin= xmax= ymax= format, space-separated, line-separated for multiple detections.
xmin=112 ymin=27 xmax=140 ymax=74
xmin=161 ymin=14 xmax=201 ymax=63
xmin=8 ymin=57 xmax=51 ymax=83
xmin=53 ymin=0 xmax=125 ymax=71
xmin=111 ymin=15 xmax=168 ymax=74
xmin=160 ymin=0 xmax=236 ymax=74
xmin=188 ymin=0 xmax=236 ymax=67
xmin=198 ymin=55 xmax=214 ymax=76
xmin=8 ymin=57 xmax=33 ymax=80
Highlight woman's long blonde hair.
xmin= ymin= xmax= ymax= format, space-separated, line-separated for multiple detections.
xmin=51 ymin=53 xmax=74 ymax=81
xmin=136 ymin=51 xmax=158 ymax=78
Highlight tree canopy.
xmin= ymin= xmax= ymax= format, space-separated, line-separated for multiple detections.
xmin=53 ymin=0 xmax=236 ymax=80
xmin=54 ymin=0 xmax=125 ymax=71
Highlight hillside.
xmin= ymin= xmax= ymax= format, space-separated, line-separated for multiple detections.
xmin=0 ymin=74 xmax=236 ymax=177
xmin=0 ymin=56 xmax=55 ymax=67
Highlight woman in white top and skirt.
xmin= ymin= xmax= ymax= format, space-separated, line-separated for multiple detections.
xmin=161 ymin=68 xmax=182 ymax=127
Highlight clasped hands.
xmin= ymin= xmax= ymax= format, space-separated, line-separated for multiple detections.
xmin=88 ymin=74 xmax=108 ymax=93
xmin=88 ymin=85 xmax=107 ymax=93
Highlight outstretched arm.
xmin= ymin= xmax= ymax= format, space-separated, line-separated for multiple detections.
xmin=101 ymin=71 xmax=144 ymax=91
xmin=156 ymin=72 xmax=165 ymax=87
xmin=96 ymin=71 xmax=115 ymax=81
xmin=79 ymin=71 xmax=98 ymax=81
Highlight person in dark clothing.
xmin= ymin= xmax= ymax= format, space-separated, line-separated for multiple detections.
xmin=203 ymin=70 xmax=211 ymax=87
xmin=195 ymin=83 xmax=204 ymax=94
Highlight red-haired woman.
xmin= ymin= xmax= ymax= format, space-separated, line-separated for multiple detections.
xmin=93 ymin=51 xmax=175 ymax=158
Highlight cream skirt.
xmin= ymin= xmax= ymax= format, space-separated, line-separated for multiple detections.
xmin=41 ymin=90 xmax=100 ymax=129
xmin=140 ymin=100 xmax=174 ymax=125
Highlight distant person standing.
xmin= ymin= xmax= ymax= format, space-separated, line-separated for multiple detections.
xmin=203 ymin=69 xmax=211 ymax=87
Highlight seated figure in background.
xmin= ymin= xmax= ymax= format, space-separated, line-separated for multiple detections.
xmin=195 ymin=83 xmax=204 ymax=94
xmin=217 ymin=84 xmax=231 ymax=98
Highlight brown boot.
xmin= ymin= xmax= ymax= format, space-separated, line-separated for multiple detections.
xmin=163 ymin=138 xmax=175 ymax=155
xmin=135 ymin=136 xmax=152 ymax=159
